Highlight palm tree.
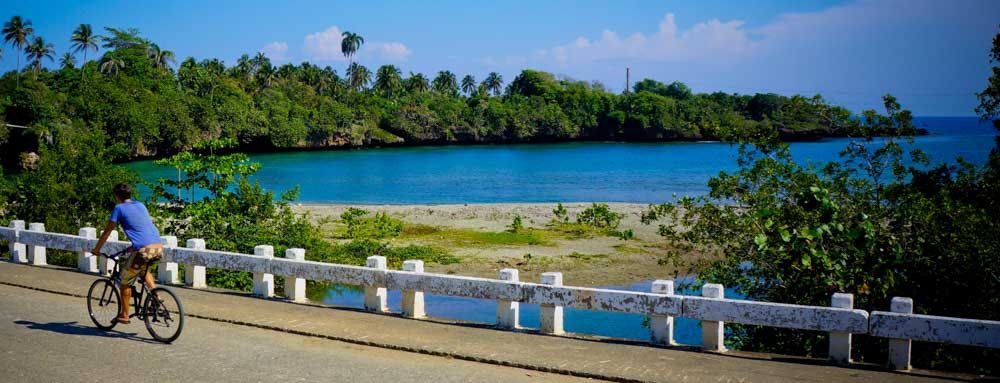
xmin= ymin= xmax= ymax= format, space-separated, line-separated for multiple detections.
xmin=484 ymin=72 xmax=503 ymax=96
xmin=432 ymin=70 xmax=458 ymax=95
xmin=70 ymin=23 xmax=101 ymax=64
xmin=374 ymin=65 xmax=402 ymax=97
xmin=60 ymin=52 xmax=76 ymax=69
xmin=461 ymin=74 xmax=476 ymax=96
xmin=99 ymin=55 xmax=125 ymax=75
xmin=346 ymin=62 xmax=371 ymax=91
xmin=25 ymin=36 xmax=54 ymax=73
xmin=405 ymin=72 xmax=429 ymax=94
xmin=3 ymin=16 xmax=34 ymax=86
xmin=340 ymin=31 xmax=364 ymax=64
xmin=147 ymin=43 xmax=175 ymax=69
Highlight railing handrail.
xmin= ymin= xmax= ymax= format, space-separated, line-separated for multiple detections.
xmin=3 ymin=222 xmax=998 ymax=372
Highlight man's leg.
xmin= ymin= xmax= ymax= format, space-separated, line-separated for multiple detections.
xmin=119 ymin=283 xmax=130 ymax=321
xmin=145 ymin=267 xmax=157 ymax=290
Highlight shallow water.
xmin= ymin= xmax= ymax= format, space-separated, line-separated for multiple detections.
xmin=312 ymin=279 xmax=743 ymax=344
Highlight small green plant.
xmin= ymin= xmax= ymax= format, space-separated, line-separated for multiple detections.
xmin=618 ymin=228 xmax=635 ymax=242
xmin=577 ymin=203 xmax=623 ymax=229
xmin=340 ymin=208 xmax=404 ymax=239
xmin=552 ymin=203 xmax=569 ymax=223
xmin=509 ymin=214 xmax=524 ymax=232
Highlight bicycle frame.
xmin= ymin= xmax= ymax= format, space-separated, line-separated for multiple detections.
xmin=99 ymin=248 xmax=156 ymax=320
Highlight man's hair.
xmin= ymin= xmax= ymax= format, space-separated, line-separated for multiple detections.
xmin=113 ymin=183 xmax=132 ymax=200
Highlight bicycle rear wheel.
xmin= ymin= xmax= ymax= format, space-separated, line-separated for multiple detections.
xmin=143 ymin=287 xmax=184 ymax=343
xmin=87 ymin=279 xmax=121 ymax=330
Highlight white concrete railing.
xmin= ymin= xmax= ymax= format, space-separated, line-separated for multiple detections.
xmin=2 ymin=221 xmax=999 ymax=372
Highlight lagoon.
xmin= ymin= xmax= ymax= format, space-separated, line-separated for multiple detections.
xmin=129 ymin=117 xmax=995 ymax=204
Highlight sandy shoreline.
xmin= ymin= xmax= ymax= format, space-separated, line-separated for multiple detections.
xmin=291 ymin=202 xmax=695 ymax=287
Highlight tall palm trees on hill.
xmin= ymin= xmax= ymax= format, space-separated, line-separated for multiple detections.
xmin=25 ymin=36 xmax=54 ymax=73
xmin=461 ymin=74 xmax=476 ymax=96
xmin=484 ymin=72 xmax=503 ymax=96
xmin=340 ymin=31 xmax=364 ymax=65
xmin=3 ymin=16 xmax=34 ymax=86
xmin=147 ymin=43 xmax=176 ymax=69
xmin=346 ymin=62 xmax=371 ymax=90
xmin=375 ymin=64 xmax=402 ymax=96
xmin=432 ymin=70 xmax=458 ymax=95
xmin=405 ymin=72 xmax=429 ymax=94
xmin=70 ymin=23 xmax=101 ymax=64
xmin=60 ymin=52 xmax=75 ymax=69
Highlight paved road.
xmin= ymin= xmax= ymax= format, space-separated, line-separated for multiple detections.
xmin=0 ymin=284 xmax=597 ymax=383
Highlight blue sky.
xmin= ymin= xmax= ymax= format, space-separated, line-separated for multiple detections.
xmin=2 ymin=0 xmax=998 ymax=116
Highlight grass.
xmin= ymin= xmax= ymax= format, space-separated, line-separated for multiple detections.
xmin=400 ymin=226 xmax=553 ymax=247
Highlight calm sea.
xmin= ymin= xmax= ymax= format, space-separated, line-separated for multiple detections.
xmin=128 ymin=117 xmax=995 ymax=204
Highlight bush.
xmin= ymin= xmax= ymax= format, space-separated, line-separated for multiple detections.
xmin=508 ymin=214 xmax=524 ymax=232
xmin=340 ymin=208 xmax=404 ymax=239
xmin=552 ymin=203 xmax=569 ymax=223
xmin=577 ymin=203 xmax=622 ymax=229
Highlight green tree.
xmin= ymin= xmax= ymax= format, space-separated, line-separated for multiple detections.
xmin=404 ymin=72 xmax=429 ymax=94
xmin=374 ymin=64 xmax=402 ymax=97
xmin=25 ymin=36 xmax=55 ymax=73
xmin=432 ymin=70 xmax=458 ymax=95
xmin=461 ymin=74 xmax=476 ymax=96
xmin=70 ymin=23 xmax=100 ymax=64
xmin=98 ymin=55 xmax=124 ymax=75
xmin=59 ymin=52 xmax=75 ymax=69
xmin=340 ymin=30 xmax=364 ymax=65
xmin=346 ymin=62 xmax=371 ymax=91
xmin=484 ymin=72 xmax=503 ymax=96
xmin=146 ymin=43 xmax=176 ymax=69
xmin=3 ymin=16 xmax=34 ymax=85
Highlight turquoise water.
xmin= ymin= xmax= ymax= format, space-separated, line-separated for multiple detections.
xmin=315 ymin=279 xmax=742 ymax=345
xmin=128 ymin=117 xmax=996 ymax=204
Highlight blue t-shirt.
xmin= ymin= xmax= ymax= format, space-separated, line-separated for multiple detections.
xmin=109 ymin=201 xmax=162 ymax=249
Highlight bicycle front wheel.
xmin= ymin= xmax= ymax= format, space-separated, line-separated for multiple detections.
xmin=87 ymin=279 xmax=121 ymax=330
xmin=143 ymin=287 xmax=184 ymax=343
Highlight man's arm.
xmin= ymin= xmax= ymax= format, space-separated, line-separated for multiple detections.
xmin=91 ymin=220 xmax=117 ymax=255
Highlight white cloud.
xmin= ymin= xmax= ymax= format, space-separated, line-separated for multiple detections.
xmin=259 ymin=41 xmax=290 ymax=61
xmin=303 ymin=26 xmax=412 ymax=62
xmin=535 ymin=13 xmax=756 ymax=66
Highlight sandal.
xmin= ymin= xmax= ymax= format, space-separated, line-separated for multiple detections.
xmin=116 ymin=317 xmax=131 ymax=324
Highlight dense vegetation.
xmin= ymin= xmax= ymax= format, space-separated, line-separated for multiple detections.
xmin=642 ymin=27 xmax=1000 ymax=373
xmin=1 ymin=20 xmax=880 ymax=168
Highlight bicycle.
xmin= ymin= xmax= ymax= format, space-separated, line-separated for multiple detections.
xmin=86 ymin=247 xmax=185 ymax=343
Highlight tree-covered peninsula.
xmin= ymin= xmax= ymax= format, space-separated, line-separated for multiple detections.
xmin=0 ymin=23 xmax=899 ymax=165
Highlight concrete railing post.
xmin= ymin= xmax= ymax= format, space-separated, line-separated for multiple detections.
xmin=401 ymin=260 xmax=426 ymax=318
xmin=829 ymin=293 xmax=854 ymax=365
xmin=284 ymin=248 xmax=307 ymax=302
xmin=252 ymin=245 xmax=274 ymax=298
xmin=540 ymin=272 xmax=565 ymax=335
xmin=364 ymin=256 xmax=388 ymax=312
xmin=8 ymin=220 xmax=26 ymax=263
xmin=184 ymin=239 xmax=207 ymax=288
xmin=99 ymin=230 xmax=119 ymax=276
xmin=27 ymin=223 xmax=46 ymax=265
xmin=887 ymin=297 xmax=913 ymax=371
xmin=157 ymin=236 xmax=179 ymax=284
xmin=650 ymin=279 xmax=676 ymax=346
xmin=496 ymin=268 xmax=520 ymax=329
xmin=701 ymin=283 xmax=726 ymax=352
xmin=78 ymin=227 xmax=98 ymax=273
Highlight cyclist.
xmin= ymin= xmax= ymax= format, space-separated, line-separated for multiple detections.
xmin=91 ymin=183 xmax=164 ymax=324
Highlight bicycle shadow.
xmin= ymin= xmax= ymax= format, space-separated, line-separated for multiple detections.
xmin=14 ymin=320 xmax=161 ymax=344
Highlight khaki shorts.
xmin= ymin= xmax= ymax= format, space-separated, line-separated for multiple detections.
xmin=121 ymin=246 xmax=164 ymax=286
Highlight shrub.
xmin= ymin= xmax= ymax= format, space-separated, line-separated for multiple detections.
xmin=577 ymin=203 xmax=622 ymax=229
